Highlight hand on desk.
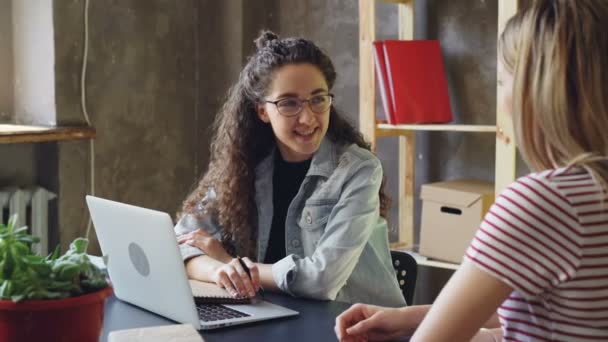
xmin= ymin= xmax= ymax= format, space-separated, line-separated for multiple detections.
xmin=335 ymin=304 xmax=419 ymax=342
xmin=178 ymin=229 xmax=260 ymax=298
xmin=211 ymin=257 xmax=261 ymax=299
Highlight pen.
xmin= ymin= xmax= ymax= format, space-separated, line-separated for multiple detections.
xmin=237 ymin=257 xmax=264 ymax=298
xmin=237 ymin=257 xmax=252 ymax=279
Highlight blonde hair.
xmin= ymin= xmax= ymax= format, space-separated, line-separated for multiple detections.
xmin=499 ymin=0 xmax=608 ymax=189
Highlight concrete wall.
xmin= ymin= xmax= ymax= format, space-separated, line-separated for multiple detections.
xmin=0 ymin=0 xmax=13 ymax=122
xmin=53 ymin=0 xmax=213 ymax=254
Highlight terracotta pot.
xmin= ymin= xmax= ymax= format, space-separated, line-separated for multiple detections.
xmin=0 ymin=286 xmax=113 ymax=342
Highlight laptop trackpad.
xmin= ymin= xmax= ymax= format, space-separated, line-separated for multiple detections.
xmin=226 ymin=300 xmax=298 ymax=318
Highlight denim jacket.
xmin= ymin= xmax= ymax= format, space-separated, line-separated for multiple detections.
xmin=175 ymin=138 xmax=405 ymax=307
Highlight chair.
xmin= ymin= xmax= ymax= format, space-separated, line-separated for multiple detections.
xmin=390 ymin=250 xmax=418 ymax=305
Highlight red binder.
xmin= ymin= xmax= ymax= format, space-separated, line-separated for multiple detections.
xmin=373 ymin=41 xmax=396 ymax=124
xmin=382 ymin=40 xmax=453 ymax=124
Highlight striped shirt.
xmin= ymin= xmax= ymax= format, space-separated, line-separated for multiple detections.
xmin=466 ymin=167 xmax=608 ymax=341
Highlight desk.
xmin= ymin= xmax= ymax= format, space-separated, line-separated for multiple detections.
xmin=101 ymin=293 xmax=351 ymax=342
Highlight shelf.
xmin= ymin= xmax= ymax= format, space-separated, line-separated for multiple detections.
xmin=359 ymin=0 xmax=518 ymax=248
xmin=378 ymin=0 xmax=410 ymax=3
xmin=0 ymin=124 xmax=96 ymax=144
xmin=376 ymin=123 xmax=497 ymax=138
xmin=392 ymin=247 xmax=460 ymax=271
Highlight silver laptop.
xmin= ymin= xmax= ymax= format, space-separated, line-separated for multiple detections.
xmin=86 ymin=195 xmax=298 ymax=330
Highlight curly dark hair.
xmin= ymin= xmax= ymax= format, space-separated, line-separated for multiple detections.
xmin=180 ymin=30 xmax=390 ymax=259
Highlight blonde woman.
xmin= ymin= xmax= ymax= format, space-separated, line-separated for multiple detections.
xmin=335 ymin=0 xmax=608 ymax=341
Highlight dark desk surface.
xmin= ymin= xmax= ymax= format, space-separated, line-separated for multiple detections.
xmin=101 ymin=292 xmax=352 ymax=342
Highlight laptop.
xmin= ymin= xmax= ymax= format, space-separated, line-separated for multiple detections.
xmin=86 ymin=195 xmax=298 ymax=330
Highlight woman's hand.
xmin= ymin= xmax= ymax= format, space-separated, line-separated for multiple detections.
xmin=210 ymin=257 xmax=260 ymax=298
xmin=177 ymin=228 xmax=231 ymax=263
xmin=335 ymin=304 xmax=420 ymax=341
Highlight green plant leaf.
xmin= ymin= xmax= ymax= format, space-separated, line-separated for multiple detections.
xmin=7 ymin=215 xmax=17 ymax=232
xmin=70 ymin=238 xmax=88 ymax=254
xmin=0 ymin=280 xmax=13 ymax=298
xmin=16 ymin=235 xmax=40 ymax=245
xmin=10 ymin=294 xmax=25 ymax=302
xmin=11 ymin=241 xmax=31 ymax=256
xmin=58 ymin=264 xmax=81 ymax=281
xmin=1 ymin=250 xmax=14 ymax=279
xmin=13 ymin=226 xmax=28 ymax=234
xmin=47 ymin=244 xmax=61 ymax=261
xmin=1 ymin=214 xmax=108 ymax=302
xmin=23 ymin=256 xmax=52 ymax=277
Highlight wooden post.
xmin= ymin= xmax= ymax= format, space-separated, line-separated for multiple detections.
xmin=397 ymin=1 xmax=415 ymax=248
xmin=495 ymin=0 xmax=518 ymax=195
xmin=359 ymin=0 xmax=376 ymax=148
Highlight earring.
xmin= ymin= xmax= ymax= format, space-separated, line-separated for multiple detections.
xmin=497 ymin=126 xmax=511 ymax=145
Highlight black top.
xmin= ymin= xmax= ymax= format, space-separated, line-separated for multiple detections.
xmin=263 ymin=153 xmax=311 ymax=264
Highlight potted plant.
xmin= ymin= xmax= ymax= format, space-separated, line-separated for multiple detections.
xmin=0 ymin=215 xmax=111 ymax=341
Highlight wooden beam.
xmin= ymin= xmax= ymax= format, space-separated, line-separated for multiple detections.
xmin=494 ymin=0 xmax=518 ymax=195
xmin=0 ymin=124 xmax=96 ymax=144
xmin=398 ymin=1 xmax=415 ymax=40
xmin=380 ymin=0 xmax=411 ymax=4
xmin=359 ymin=0 xmax=376 ymax=149
xmin=398 ymin=132 xmax=415 ymax=247
xmin=397 ymin=0 xmax=415 ymax=248
xmin=377 ymin=124 xmax=497 ymax=137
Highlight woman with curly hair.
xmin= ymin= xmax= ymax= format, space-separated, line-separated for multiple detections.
xmin=174 ymin=30 xmax=405 ymax=307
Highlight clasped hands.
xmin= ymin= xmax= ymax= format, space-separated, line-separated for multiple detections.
xmin=177 ymin=228 xmax=261 ymax=298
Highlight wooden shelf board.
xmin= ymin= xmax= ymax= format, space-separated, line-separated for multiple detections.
xmin=0 ymin=124 xmax=96 ymax=143
xmin=390 ymin=241 xmax=410 ymax=249
xmin=376 ymin=123 xmax=497 ymax=137
xmin=377 ymin=0 xmax=411 ymax=4
xmin=392 ymin=247 xmax=460 ymax=271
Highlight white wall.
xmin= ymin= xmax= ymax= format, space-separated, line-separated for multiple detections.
xmin=12 ymin=0 xmax=56 ymax=125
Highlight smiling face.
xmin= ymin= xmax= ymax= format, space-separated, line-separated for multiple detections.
xmin=257 ymin=63 xmax=331 ymax=162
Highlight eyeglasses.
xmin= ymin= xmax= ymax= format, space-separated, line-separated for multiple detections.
xmin=264 ymin=94 xmax=334 ymax=117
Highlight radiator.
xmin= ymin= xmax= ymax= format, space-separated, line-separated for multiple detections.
xmin=0 ymin=186 xmax=56 ymax=255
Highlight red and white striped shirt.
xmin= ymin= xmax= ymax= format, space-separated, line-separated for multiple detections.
xmin=466 ymin=167 xmax=608 ymax=341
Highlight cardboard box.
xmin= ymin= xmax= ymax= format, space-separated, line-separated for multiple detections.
xmin=419 ymin=180 xmax=495 ymax=263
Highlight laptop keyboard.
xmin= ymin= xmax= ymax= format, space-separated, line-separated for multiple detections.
xmin=196 ymin=304 xmax=251 ymax=322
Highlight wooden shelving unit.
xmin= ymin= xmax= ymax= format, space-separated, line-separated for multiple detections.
xmin=0 ymin=124 xmax=96 ymax=144
xmin=359 ymin=0 xmax=519 ymax=257
xmin=376 ymin=124 xmax=497 ymax=138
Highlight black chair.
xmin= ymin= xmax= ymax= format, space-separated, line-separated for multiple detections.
xmin=390 ymin=250 xmax=418 ymax=305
